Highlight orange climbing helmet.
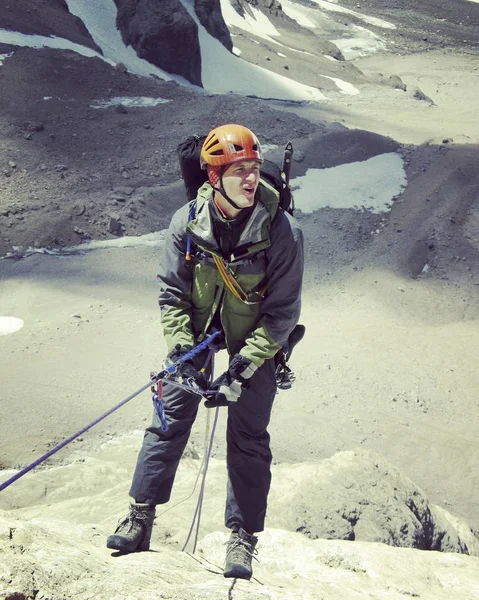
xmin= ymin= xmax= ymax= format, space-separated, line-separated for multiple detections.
xmin=200 ymin=124 xmax=264 ymax=169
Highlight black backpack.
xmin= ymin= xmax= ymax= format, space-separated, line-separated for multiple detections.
xmin=177 ymin=134 xmax=294 ymax=215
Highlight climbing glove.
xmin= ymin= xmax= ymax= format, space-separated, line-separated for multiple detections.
xmin=166 ymin=344 xmax=207 ymax=389
xmin=207 ymin=330 xmax=227 ymax=353
xmin=166 ymin=343 xmax=190 ymax=364
xmin=204 ymin=354 xmax=257 ymax=408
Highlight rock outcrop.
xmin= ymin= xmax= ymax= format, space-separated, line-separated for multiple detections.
xmin=232 ymin=0 xmax=285 ymax=19
xmin=1 ymin=438 xmax=478 ymax=600
xmin=270 ymin=449 xmax=479 ymax=555
xmin=113 ymin=0 xmax=231 ymax=86
xmin=195 ymin=0 xmax=232 ymax=53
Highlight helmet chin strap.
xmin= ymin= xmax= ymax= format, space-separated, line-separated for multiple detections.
xmin=211 ymin=166 xmax=243 ymax=212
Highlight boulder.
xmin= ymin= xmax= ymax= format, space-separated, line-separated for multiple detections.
xmin=269 ymin=449 xmax=479 ymax=555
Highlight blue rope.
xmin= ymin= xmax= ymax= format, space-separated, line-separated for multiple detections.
xmin=0 ymin=331 xmax=222 ymax=493
xmin=155 ymin=331 xmax=221 ymax=380
xmin=0 ymin=380 xmax=152 ymax=493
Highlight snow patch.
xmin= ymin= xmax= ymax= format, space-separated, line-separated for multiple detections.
xmin=292 ymin=153 xmax=407 ymax=213
xmin=261 ymin=143 xmax=280 ymax=154
xmin=332 ymin=32 xmax=386 ymax=60
xmin=180 ymin=0 xmax=327 ymax=102
xmin=0 ymin=232 xmax=167 ymax=261
xmin=309 ymin=0 xmax=396 ymax=29
xmin=0 ymin=317 xmax=24 ymax=336
xmin=0 ymin=52 xmax=13 ymax=65
xmin=322 ymin=75 xmax=359 ymax=95
xmin=281 ymin=0 xmax=318 ymax=28
xmin=90 ymin=96 xmax=170 ymax=109
xmin=0 ymin=28 xmax=114 ymax=63
xmin=220 ymin=0 xmax=281 ymax=44
xmin=287 ymin=47 xmax=316 ymax=57
xmin=64 ymin=231 xmax=167 ymax=252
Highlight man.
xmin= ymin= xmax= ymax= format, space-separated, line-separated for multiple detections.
xmin=107 ymin=124 xmax=304 ymax=580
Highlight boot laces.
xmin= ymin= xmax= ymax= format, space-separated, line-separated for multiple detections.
xmin=225 ymin=535 xmax=259 ymax=564
xmin=115 ymin=506 xmax=153 ymax=534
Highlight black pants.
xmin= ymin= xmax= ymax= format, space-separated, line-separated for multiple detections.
xmin=129 ymin=356 xmax=276 ymax=533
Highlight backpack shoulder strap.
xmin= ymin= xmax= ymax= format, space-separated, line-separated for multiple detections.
xmin=186 ymin=201 xmax=197 ymax=263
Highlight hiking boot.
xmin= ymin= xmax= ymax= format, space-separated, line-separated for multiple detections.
xmin=223 ymin=528 xmax=258 ymax=580
xmin=106 ymin=502 xmax=155 ymax=553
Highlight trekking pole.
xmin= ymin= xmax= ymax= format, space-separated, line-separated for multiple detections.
xmin=0 ymin=331 xmax=221 ymax=493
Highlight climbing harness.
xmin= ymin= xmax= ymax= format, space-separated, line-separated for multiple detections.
xmin=0 ymin=331 xmax=222 ymax=493
xmin=151 ymin=336 xmax=218 ymax=432
xmin=186 ymin=201 xmax=267 ymax=306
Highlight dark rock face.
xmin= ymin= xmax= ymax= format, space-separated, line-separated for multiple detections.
xmin=113 ymin=0 xmax=232 ymax=86
xmin=0 ymin=0 xmax=101 ymax=52
xmin=195 ymin=0 xmax=232 ymax=52
xmin=114 ymin=0 xmax=201 ymax=86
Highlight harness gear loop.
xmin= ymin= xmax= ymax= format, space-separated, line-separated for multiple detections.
xmin=151 ymin=377 xmax=168 ymax=432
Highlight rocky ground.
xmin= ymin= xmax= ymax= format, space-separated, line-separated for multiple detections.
xmin=0 ymin=45 xmax=331 ymax=256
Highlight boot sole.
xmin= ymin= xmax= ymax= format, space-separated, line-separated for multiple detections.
xmin=223 ymin=564 xmax=252 ymax=580
xmin=107 ymin=535 xmax=147 ymax=553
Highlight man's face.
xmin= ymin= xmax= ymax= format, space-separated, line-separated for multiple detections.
xmin=221 ymin=160 xmax=261 ymax=209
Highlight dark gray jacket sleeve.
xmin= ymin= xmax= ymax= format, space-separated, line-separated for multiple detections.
xmin=240 ymin=211 xmax=304 ymax=365
xmin=157 ymin=204 xmax=195 ymax=353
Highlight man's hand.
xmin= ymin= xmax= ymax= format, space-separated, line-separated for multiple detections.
xmin=166 ymin=343 xmax=191 ymax=364
xmin=204 ymin=371 xmax=242 ymax=407
xmin=228 ymin=354 xmax=258 ymax=382
xmin=204 ymin=354 xmax=257 ymax=408
xmin=178 ymin=361 xmax=207 ymax=390
xmin=207 ymin=330 xmax=227 ymax=353
xmin=166 ymin=344 xmax=206 ymax=389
